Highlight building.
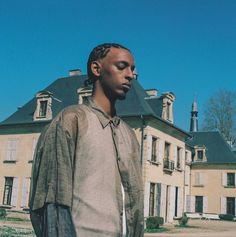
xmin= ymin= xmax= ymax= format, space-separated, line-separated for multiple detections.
xmin=0 ymin=71 xmax=193 ymax=223
xmin=186 ymin=101 xmax=236 ymax=216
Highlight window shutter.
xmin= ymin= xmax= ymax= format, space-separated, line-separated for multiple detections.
xmin=181 ymin=149 xmax=185 ymax=170
xmin=186 ymin=195 xmax=195 ymax=212
xmin=191 ymin=196 xmax=195 ymax=212
xmin=235 ymin=173 xmax=236 ymax=187
xmin=220 ymin=197 xmax=226 ymax=214
xmin=21 ymin=177 xmax=30 ymax=207
xmin=31 ymin=138 xmax=38 ymax=160
xmin=144 ymin=182 xmax=150 ymax=217
xmin=185 ymin=167 xmax=190 ymax=186
xmin=235 ymin=198 xmax=236 ymax=215
xmin=222 ymin=172 xmax=227 ymax=186
xmin=177 ymin=187 xmax=183 ymax=217
xmin=203 ymin=196 xmax=208 ymax=213
xmin=173 ymin=145 xmax=177 ymax=168
xmin=199 ymin=172 xmax=204 ymax=185
xmin=146 ymin=135 xmax=152 ymax=161
xmin=168 ymin=186 xmax=176 ymax=221
xmin=161 ymin=184 xmax=167 ymax=219
xmin=195 ymin=172 xmax=200 ymax=185
xmin=11 ymin=177 xmax=19 ymax=207
xmin=7 ymin=139 xmax=18 ymax=161
xmin=186 ymin=195 xmax=191 ymax=212
xmin=158 ymin=139 xmax=164 ymax=165
xmin=156 ymin=183 xmax=161 ymax=216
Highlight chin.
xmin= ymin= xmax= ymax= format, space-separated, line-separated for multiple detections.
xmin=116 ymin=92 xmax=126 ymax=100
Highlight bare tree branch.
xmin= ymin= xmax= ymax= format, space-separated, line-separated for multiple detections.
xmin=202 ymin=89 xmax=236 ymax=144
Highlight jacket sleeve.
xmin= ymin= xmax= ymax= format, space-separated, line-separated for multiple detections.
xmin=29 ymin=118 xmax=77 ymax=236
xmin=30 ymin=203 xmax=76 ymax=237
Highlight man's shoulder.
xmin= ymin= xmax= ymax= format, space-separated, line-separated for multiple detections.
xmin=58 ymin=103 xmax=92 ymax=122
xmin=119 ymin=119 xmax=136 ymax=137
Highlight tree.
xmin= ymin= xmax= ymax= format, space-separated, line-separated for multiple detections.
xmin=202 ymin=89 xmax=236 ymax=144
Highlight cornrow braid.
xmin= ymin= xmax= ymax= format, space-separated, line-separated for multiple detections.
xmin=85 ymin=43 xmax=130 ymax=86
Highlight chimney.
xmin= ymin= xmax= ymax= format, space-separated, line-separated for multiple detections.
xmin=69 ymin=69 xmax=81 ymax=76
xmin=146 ymin=89 xmax=158 ymax=97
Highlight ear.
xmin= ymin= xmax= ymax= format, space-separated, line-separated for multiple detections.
xmin=91 ymin=61 xmax=101 ymax=77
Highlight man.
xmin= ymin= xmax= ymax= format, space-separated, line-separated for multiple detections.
xmin=29 ymin=43 xmax=144 ymax=237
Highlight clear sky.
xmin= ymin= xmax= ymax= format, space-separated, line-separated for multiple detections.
xmin=1 ymin=0 xmax=236 ymax=131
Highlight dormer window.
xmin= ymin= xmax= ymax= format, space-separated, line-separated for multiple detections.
xmin=197 ymin=150 xmax=203 ymax=160
xmin=39 ymin=101 xmax=48 ymax=117
xmin=161 ymin=92 xmax=175 ymax=123
xmin=77 ymin=86 xmax=93 ymax=104
xmin=193 ymin=145 xmax=207 ymax=162
xmin=33 ymin=91 xmax=53 ymax=121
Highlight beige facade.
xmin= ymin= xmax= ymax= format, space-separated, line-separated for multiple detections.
xmin=0 ymin=132 xmax=40 ymax=210
xmin=0 ymin=75 xmax=236 ymax=225
xmin=125 ymin=116 xmax=191 ymax=223
xmin=187 ymin=165 xmax=236 ymax=215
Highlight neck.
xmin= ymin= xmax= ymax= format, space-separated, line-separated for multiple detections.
xmin=92 ymin=86 xmax=116 ymax=118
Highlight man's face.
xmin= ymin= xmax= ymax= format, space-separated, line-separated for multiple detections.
xmin=96 ymin=47 xmax=135 ymax=100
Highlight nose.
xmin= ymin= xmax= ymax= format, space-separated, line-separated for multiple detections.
xmin=126 ymin=68 xmax=136 ymax=81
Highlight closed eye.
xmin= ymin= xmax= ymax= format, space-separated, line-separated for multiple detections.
xmin=116 ymin=61 xmax=135 ymax=72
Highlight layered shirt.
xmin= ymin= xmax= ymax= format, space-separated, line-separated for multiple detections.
xmin=30 ymin=98 xmax=144 ymax=237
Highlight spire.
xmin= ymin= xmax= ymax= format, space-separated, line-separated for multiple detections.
xmin=190 ymin=99 xmax=198 ymax=132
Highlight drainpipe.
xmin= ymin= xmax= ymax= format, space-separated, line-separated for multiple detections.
xmin=140 ymin=115 xmax=145 ymax=166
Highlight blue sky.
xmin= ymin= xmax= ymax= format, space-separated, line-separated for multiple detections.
xmin=1 ymin=0 xmax=236 ymax=131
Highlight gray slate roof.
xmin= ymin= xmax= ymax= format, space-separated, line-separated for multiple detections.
xmin=187 ymin=131 xmax=236 ymax=164
xmin=0 ymin=75 xmax=156 ymax=125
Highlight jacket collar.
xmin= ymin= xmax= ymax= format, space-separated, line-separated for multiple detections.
xmin=84 ymin=97 xmax=120 ymax=128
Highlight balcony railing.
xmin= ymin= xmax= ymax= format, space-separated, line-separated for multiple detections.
xmin=163 ymin=158 xmax=174 ymax=172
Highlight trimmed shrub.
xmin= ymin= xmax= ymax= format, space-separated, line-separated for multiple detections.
xmin=0 ymin=208 xmax=7 ymax=219
xmin=146 ymin=216 xmax=164 ymax=229
xmin=179 ymin=213 xmax=189 ymax=226
xmin=219 ymin=214 xmax=235 ymax=221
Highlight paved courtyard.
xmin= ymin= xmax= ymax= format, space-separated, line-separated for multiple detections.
xmin=1 ymin=214 xmax=236 ymax=237
xmin=145 ymin=219 xmax=236 ymax=237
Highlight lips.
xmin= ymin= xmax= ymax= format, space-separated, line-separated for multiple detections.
xmin=122 ymin=83 xmax=131 ymax=92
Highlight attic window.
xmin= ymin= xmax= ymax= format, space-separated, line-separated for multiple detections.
xmin=33 ymin=91 xmax=53 ymax=121
xmin=197 ymin=150 xmax=203 ymax=160
xmin=161 ymin=92 xmax=175 ymax=124
xmin=39 ymin=101 xmax=48 ymax=117
xmin=77 ymin=86 xmax=93 ymax=104
xmin=194 ymin=146 xmax=207 ymax=162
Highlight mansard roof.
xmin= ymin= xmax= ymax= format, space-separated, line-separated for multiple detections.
xmin=0 ymin=75 xmax=156 ymax=126
xmin=187 ymin=131 xmax=236 ymax=164
xmin=0 ymin=74 xmax=190 ymax=138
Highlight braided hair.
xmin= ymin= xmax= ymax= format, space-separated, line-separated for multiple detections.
xmin=85 ymin=43 xmax=130 ymax=86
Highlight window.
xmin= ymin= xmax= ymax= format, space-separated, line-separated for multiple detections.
xmin=77 ymin=86 xmax=92 ymax=104
xmin=164 ymin=142 xmax=170 ymax=160
xmin=176 ymin=147 xmax=181 ymax=169
xmin=151 ymin=137 xmax=157 ymax=162
xmin=6 ymin=139 xmax=18 ymax=161
xmin=194 ymin=172 xmax=204 ymax=186
xmin=149 ymin=183 xmax=155 ymax=216
xmin=33 ymin=91 xmax=53 ymax=121
xmin=227 ymin=173 xmax=235 ymax=186
xmin=39 ymin=101 xmax=47 ymax=117
xmin=175 ymin=187 xmax=178 ymax=216
xmin=226 ymin=197 xmax=235 ymax=215
xmin=195 ymin=196 xmax=203 ymax=213
xmin=197 ymin=150 xmax=203 ymax=160
xmin=3 ymin=177 xmax=13 ymax=205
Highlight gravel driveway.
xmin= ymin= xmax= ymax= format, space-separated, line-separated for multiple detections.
xmin=145 ymin=219 xmax=236 ymax=237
